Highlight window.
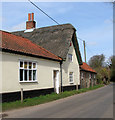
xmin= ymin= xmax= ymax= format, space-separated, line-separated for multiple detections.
xmin=69 ymin=72 xmax=74 ymax=83
xmin=19 ymin=60 xmax=37 ymax=82
xmin=68 ymin=54 xmax=73 ymax=62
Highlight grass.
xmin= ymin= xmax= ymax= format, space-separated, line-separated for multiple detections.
xmin=2 ymin=84 xmax=104 ymax=112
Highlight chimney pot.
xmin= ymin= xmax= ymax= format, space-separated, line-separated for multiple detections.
xmin=28 ymin=13 xmax=31 ymax=21
xmin=26 ymin=13 xmax=36 ymax=30
xmin=32 ymin=13 xmax=34 ymax=21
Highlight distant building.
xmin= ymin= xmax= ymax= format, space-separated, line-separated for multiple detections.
xmin=80 ymin=62 xmax=97 ymax=88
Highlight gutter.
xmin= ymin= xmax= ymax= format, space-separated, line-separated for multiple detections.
xmin=1 ymin=48 xmax=62 ymax=62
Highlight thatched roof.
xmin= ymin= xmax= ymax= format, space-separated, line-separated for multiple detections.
xmin=12 ymin=23 xmax=82 ymax=64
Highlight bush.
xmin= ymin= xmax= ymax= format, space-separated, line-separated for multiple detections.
xmin=97 ymin=79 xmax=103 ymax=84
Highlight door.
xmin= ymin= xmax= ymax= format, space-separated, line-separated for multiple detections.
xmin=53 ymin=70 xmax=59 ymax=94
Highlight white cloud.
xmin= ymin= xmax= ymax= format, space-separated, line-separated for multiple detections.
xmin=87 ymin=41 xmax=97 ymax=46
xmin=57 ymin=7 xmax=73 ymax=14
xmin=37 ymin=3 xmax=73 ymax=16
xmin=78 ymin=19 xmax=113 ymax=43
xmin=104 ymin=18 xmax=113 ymax=24
xmin=10 ymin=22 xmax=25 ymax=31
xmin=77 ymin=19 xmax=113 ymax=62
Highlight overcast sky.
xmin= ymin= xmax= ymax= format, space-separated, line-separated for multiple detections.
xmin=1 ymin=1 xmax=113 ymax=62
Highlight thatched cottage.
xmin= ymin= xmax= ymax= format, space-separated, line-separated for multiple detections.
xmin=1 ymin=13 xmax=82 ymax=102
xmin=12 ymin=13 xmax=82 ymax=90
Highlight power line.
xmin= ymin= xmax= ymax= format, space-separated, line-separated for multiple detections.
xmin=28 ymin=0 xmax=88 ymax=44
xmin=85 ymin=43 xmax=94 ymax=55
xmin=77 ymin=37 xmax=88 ymax=45
xmin=28 ymin=0 xmax=60 ymax=25
xmin=77 ymin=37 xmax=84 ymax=41
xmin=28 ymin=0 xmax=89 ymax=49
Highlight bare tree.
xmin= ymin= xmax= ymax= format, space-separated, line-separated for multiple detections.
xmin=88 ymin=54 xmax=105 ymax=69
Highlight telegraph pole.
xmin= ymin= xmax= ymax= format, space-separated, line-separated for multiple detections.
xmin=83 ymin=40 xmax=86 ymax=63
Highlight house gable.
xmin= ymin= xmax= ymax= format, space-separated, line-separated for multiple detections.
xmin=72 ymin=32 xmax=82 ymax=65
xmin=62 ymin=40 xmax=80 ymax=86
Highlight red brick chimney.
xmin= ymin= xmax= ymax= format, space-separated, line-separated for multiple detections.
xmin=26 ymin=13 xmax=36 ymax=29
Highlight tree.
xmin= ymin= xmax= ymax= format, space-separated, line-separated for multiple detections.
xmin=107 ymin=56 xmax=115 ymax=68
xmin=88 ymin=54 xmax=110 ymax=84
xmin=107 ymin=56 xmax=115 ymax=82
xmin=88 ymin=54 xmax=105 ymax=69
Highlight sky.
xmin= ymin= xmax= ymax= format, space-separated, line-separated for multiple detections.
xmin=1 ymin=1 xmax=113 ymax=63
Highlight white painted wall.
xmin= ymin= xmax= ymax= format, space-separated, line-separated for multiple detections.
xmin=2 ymin=42 xmax=80 ymax=94
xmin=2 ymin=52 xmax=60 ymax=93
xmin=62 ymin=43 xmax=80 ymax=87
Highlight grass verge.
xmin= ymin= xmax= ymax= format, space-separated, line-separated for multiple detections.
xmin=2 ymin=84 xmax=104 ymax=112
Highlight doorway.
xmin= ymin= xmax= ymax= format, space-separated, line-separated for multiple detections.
xmin=53 ymin=70 xmax=59 ymax=94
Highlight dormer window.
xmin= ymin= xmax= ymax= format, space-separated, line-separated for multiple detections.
xmin=68 ymin=54 xmax=73 ymax=62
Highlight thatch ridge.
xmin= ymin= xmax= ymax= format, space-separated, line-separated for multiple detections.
xmin=12 ymin=23 xmax=82 ymax=64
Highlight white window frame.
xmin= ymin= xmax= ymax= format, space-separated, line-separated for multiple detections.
xmin=19 ymin=60 xmax=37 ymax=83
xmin=68 ymin=54 xmax=73 ymax=62
xmin=69 ymin=72 xmax=74 ymax=83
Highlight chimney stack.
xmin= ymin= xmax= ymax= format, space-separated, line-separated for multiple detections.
xmin=26 ymin=13 xmax=36 ymax=29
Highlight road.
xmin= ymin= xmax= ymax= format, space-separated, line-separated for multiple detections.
xmin=3 ymin=83 xmax=113 ymax=118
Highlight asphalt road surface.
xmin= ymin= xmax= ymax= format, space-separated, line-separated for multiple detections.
xmin=3 ymin=83 xmax=113 ymax=118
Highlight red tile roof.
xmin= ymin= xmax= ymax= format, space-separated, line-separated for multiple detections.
xmin=0 ymin=30 xmax=62 ymax=61
xmin=80 ymin=62 xmax=96 ymax=73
